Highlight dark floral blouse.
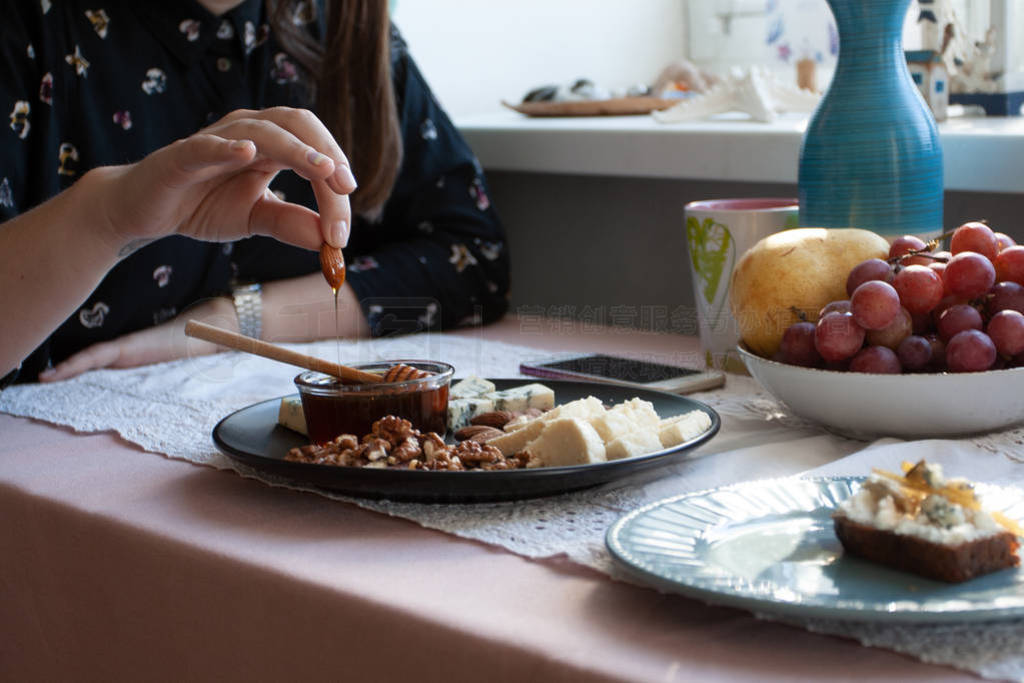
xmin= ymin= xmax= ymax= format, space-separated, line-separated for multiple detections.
xmin=1 ymin=0 xmax=509 ymax=384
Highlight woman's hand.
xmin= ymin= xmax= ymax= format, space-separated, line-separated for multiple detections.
xmin=0 ymin=107 xmax=358 ymax=378
xmin=37 ymin=297 xmax=238 ymax=382
xmin=96 ymin=107 xmax=357 ymax=254
xmin=37 ymin=274 xmax=370 ymax=382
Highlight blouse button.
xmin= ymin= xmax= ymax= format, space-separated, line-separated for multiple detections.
xmin=217 ymin=57 xmax=232 ymax=72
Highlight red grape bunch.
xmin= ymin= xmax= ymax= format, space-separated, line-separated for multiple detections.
xmin=777 ymin=221 xmax=1024 ymax=373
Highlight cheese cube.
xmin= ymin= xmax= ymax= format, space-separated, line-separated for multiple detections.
xmin=605 ymin=430 xmax=664 ymax=461
xmin=540 ymin=395 xmax=604 ymax=423
xmin=484 ymin=383 xmax=556 ymax=413
xmin=503 ymin=395 xmax=604 ymax=433
xmin=607 ymin=398 xmax=660 ymax=431
xmin=447 ymin=397 xmax=495 ymax=431
xmin=277 ymin=396 xmax=308 ymax=436
xmin=658 ymin=411 xmax=712 ymax=447
xmin=488 ymin=418 xmax=547 ymax=456
xmin=522 ymin=417 xmax=606 ymax=467
xmin=450 ymin=375 xmax=497 ymax=399
xmin=589 ymin=408 xmax=642 ymax=442
xmin=502 ymin=413 xmax=535 ymax=431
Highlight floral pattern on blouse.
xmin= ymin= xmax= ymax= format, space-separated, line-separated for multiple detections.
xmin=1 ymin=0 xmax=508 ymax=383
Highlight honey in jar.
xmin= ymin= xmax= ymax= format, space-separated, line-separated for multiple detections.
xmin=294 ymin=361 xmax=453 ymax=444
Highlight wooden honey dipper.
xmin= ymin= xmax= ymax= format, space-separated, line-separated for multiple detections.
xmin=184 ymin=320 xmax=384 ymax=384
xmin=381 ymin=364 xmax=431 ymax=382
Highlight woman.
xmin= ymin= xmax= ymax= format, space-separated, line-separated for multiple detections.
xmin=0 ymin=0 xmax=509 ymax=384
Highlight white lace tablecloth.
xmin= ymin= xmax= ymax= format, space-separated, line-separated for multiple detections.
xmin=2 ymin=333 xmax=1023 ymax=682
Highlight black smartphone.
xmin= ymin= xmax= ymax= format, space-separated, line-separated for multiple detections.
xmin=519 ymin=354 xmax=725 ymax=394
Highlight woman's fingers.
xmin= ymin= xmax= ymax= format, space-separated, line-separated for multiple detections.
xmin=312 ymin=178 xmax=352 ymax=247
xmin=209 ymin=108 xmax=357 ymax=194
xmin=146 ymin=134 xmax=256 ymax=190
xmin=248 ymin=190 xmax=324 ymax=250
xmin=38 ymin=341 xmax=120 ymax=382
xmin=130 ymin=109 xmax=357 ymax=248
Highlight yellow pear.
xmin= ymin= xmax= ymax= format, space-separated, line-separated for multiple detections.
xmin=730 ymin=228 xmax=890 ymax=357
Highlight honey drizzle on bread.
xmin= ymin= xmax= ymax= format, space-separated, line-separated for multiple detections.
xmin=872 ymin=462 xmax=1024 ymax=537
xmin=834 ymin=459 xmax=1022 ymax=582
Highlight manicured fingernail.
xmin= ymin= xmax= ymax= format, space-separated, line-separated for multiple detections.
xmin=328 ymin=220 xmax=348 ymax=248
xmin=336 ymin=165 xmax=357 ymax=190
xmin=230 ymin=139 xmax=254 ymax=150
xmin=306 ymin=149 xmax=330 ymax=166
xmin=39 ymin=368 xmax=56 ymax=380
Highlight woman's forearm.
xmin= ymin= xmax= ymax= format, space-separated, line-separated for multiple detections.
xmin=260 ymin=271 xmax=370 ymax=343
xmin=0 ymin=168 xmax=125 ymax=376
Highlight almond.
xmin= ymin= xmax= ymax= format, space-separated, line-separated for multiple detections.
xmin=454 ymin=425 xmax=502 ymax=442
xmin=470 ymin=410 xmax=516 ymax=429
xmin=319 ymin=244 xmax=346 ymax=291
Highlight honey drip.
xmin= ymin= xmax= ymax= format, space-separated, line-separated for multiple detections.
xmin=334 ymin=288 xmax=341 ymax=367
xmin=319 ymin=244 xmax=347 ymax=367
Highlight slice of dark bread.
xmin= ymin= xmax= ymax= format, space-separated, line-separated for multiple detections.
xmin=833 ymin=515 xmax=1020 ymax=583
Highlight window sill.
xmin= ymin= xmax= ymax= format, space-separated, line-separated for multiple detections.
xmin=457 ymin=110 xmax=1024 ymax=194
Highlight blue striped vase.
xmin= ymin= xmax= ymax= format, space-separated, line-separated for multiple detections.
xmin=799 ymin=0 xmax=943 ymax=235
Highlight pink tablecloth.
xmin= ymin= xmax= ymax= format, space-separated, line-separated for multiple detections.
xmin=0 ymin=319 xmax=980 ymax=682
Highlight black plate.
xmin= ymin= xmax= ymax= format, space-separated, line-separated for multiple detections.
xmin=212 ymin=379 xmax=721 ymax=503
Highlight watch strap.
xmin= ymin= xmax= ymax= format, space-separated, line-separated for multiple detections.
xmin=231 ymin=283 xmax=263 ymax=339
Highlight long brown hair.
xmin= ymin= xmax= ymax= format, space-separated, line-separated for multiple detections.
xmin=269 ymin=0 xmax=402 ymax=217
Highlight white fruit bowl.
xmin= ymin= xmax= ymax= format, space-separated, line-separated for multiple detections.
xmin=737 ymin=344 xmax=1024 ymax=439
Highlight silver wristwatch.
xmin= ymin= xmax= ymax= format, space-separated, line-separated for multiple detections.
xmin=231 ymin=283 xmax=263 ymax=339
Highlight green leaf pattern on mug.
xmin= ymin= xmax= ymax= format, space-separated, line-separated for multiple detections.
xmin=686 ymin=216 xmax=735 ymax=306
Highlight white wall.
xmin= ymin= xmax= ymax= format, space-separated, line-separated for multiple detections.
xmin=392 ymin=0 xmax=688 ymax=117
xmin=390 ymin=1 xmax=932 ymax=117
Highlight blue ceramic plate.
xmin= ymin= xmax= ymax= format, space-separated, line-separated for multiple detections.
xmin=607 ymin=477 xmax=1024 ymax=622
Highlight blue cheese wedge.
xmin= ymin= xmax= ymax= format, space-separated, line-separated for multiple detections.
xmin=447 ymin=396 xmax=495 ymax=430
xmin=483 ymin=383 xmax=555 ymax=413
xmin=278 ymin=395 xmax=308 ymax=436
xmin=450 ymin=375 xmax=497 ymax=400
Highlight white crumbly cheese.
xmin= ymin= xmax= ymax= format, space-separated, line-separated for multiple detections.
xmin=837 ymin=474 xmax=1003 ymax=545
xmin=277 ymin=396 xmax=308 ymax=436
xmin=498 ymin=397 xmax=714 ymax=462
xmin=604 ymin=430 xmax=664 ymax=461
xmin=607 ymin=398 xmax=660 ymax=432
xmin=502 ymin=413 xmax=534 ymax=431
xmin=484 ymin=383 xmax=556 ymax=412
xmin=657 ymin=411 xmax=712 ymax=447
xmin=488 ymin=418 xmax=548 ymax=456
xmin=522 ymin=417 xmax=606 ymax=467
xmin=503 ymin=395 xmax=604 ymax=432
xmin=589 ymin=408 xmax=643 ymax=442
xmin=450 ymin=376 xmax=496 ymax=399
xmin=447 ymin=397 xmax=495 ymax=430
xmin=489 ymin=396 xmax=607 ymax=456
xmin=541 ymin=395 xmax=605 ymax=423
